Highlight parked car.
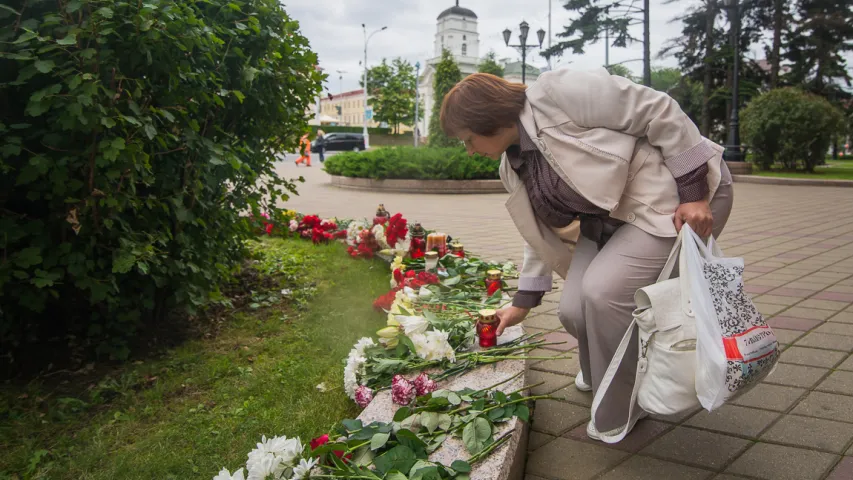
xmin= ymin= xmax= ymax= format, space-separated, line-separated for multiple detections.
xmin=311 ymin=133 xmax=366 ymax=153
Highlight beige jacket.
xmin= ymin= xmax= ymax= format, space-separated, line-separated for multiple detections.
xmin=499 ymin=67 xmax=725 ymax=292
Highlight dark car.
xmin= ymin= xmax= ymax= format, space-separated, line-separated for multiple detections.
xmin=311 ymin=133 xmax=366 ymax=153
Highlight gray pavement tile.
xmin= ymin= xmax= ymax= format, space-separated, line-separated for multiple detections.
xmin=755 ymin=303 xmax=787 ymax=316
xmin=685 ymin=404 xmax=780 ymax=438
xmin=598 ymin=456 xmax=714 ymax=480
xmin=563 ymin=419 xmax=672 ymax=454
xmin=767 ymin=316 xmax=823 ymax=331
xmin=829 ymin=311 xmax=853 ymax=324
xmin=725 ymin=443 xmax=838 ymax=480
xmin=530 ymin=399 xmax=589 ymax=436
xmin=528 ymin=369 xmax=572 ymax=396
xmin=527 ymin=431 xmax=556 ymax=451
xmin=816 ymin=370 xmax=853 ymax=396
xmin=782 ymin=306 xmax=838 ymax=321
xmin=792 ymin=391 xmax=853 ymax=422
xmin=640 ymin=427 xmax=751 ymax=470
xmin=549 ymin=381 xmax=593 ymax=407
xmin=778 ymin=346 xmax=847 ymax=368
xmin=815 ymin=322 xmax=853 ymax=337
xmin=526 ymin=437 xmax=628 ymax=480
xmin=761 ymin=414 xmax=853 ymax=454
xmin=838 ymin=354 xmax=853 ymax=371
xmin=524 ymin=313 xmax=563 ymax=330
xmin=772 ymin=328 xmax=806 ymax=345
xmin=649 ymin=405 xmax=703 ymax=424
xmin=795 ymin=332 xmax=853 ymax=352
xmin=531 ymin=355 xmax=580 ymax=376
xmin=827 ymin=457 xmax=853 ymax=480
xmin=731 ymin=383 xmax=806 ymax=412
xmin=798 ymin=299 xmax=851 ymax=312
xmin=763 ymin=363 xmax=829 ymax=389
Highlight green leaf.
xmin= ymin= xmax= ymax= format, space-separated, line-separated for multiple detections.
xmin=451 ymin=460 xmax=472 ymax=473
xmin=461 ymin=417 xmax=491 ymax=454
xmin=385 ymin=473 xmax=408 ymax=480
xmin=144 ymin=124 xmax=157 ymax=140
xmin=487 ymin=407 xmax=505 ymax=421
xmin=360 ymin=431 xmax=386 ymax=452
xmin=352 ymin=446 xmax=374 ymax=466
xmin=14 ymin=247 xmax=43 ymax=268
xmin=95 ymin=6 xmax=113 ymax=18
xmin=66 ymin=0 xmax=82 ymax=13
xmin=341 ymin=418 xmax=362 ymax=432
xmin=441 ymin=275 xmax=461 ymax=287
xmin=373 ymin=445 xmax=417 ymax=476
xmin=34 ymin=60 xmax=55 ymax=73
xmin=101 ymin=117 xmax=116 ymax=128
xmin=0 ymin=3 xmax=20 ymax=14
xmin=447 ymin=392 xmax=461 ymax=405
xmin=436 ymin=413 xmax=452 ymax=431
xmin=57 ymin=33 xmax=77 ymax=45
xmin=14 ymin=31 xmax=37 ymax=43
xmin=232 ymin=90 xmax=246 ymax=103
xmin=516 ymin=404 xmax=530 ymax=423
xmin=393 ymin=407 xmax=412 ymax=423
xmin=420 ymin=412 xmax=439 ymax=434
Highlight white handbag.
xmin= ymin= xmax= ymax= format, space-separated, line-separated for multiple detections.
xmin=590 ymin=227 xmax=704 ymax=444
xmin=591 ymin=226 xmax=779 ymax=443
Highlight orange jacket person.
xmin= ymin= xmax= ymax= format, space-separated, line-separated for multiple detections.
xmin=295 ymin=133 xmax=311 ymax=167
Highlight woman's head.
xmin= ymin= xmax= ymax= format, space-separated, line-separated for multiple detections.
xmin=440 ymin=73 xmax=527 ymax=159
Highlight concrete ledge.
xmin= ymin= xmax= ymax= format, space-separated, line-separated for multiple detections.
xmin=725 ymin=161 xmax=753 ymax=175
xmin=357 ymin=326 xmax=529 ymax=480
xmin=329 ymin=175 xmax=506 ymax=194
xmin=732 ymin=175 xmax=853 ymax=188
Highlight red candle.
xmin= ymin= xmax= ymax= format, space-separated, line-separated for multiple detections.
xmin=451 ymin=243 xmax=465 ymax=258
xmin=477 ymin=309 xmax=498 ymax=348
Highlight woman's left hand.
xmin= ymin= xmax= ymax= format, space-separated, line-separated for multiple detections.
xmin=674 ymin=200 xmax=714 ymax=237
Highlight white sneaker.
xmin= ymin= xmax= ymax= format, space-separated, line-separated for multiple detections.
xmin=586 ymin=411 xmax=649 ymax=442
xmin=575 ymin=371 xmax=592 ymax=392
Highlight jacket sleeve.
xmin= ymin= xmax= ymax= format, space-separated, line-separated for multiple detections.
xmin=540 ymin=69 xmax=717 ymax=177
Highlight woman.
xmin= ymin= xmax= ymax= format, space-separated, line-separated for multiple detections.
xmin=315 ymin=129 xmax=327 ymax=163
xmin=440 ymin=70 xmax=733 ymax=440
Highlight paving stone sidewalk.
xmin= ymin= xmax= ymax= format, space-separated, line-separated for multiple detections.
xmin=278 ymin=160 xmax=853 ymax=480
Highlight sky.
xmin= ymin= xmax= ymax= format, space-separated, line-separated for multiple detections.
xmin=286 ymin=0 xmax=768 ymax=95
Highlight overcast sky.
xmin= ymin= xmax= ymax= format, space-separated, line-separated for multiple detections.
xmin=286 ymin=0 xmax=768 ymax=94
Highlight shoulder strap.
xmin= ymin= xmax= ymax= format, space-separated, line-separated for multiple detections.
xmin=590 ymin=319 xmax=649 ymax=443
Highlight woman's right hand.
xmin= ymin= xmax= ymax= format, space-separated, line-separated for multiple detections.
xmin=495 ymin=305 xmax=531 ymax=336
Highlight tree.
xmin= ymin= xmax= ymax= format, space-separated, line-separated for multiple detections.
xmin=362 ymin=58 xmax=417 ymax=134
xmin=428 ymin=49 xmax=462 ymax=148
xmin=784 ymin=0 xmax=853 ymax=98
xmin=651 ymin=67 xmax=683 ymax=93
xmin=478 ymin=51 xmax=505 ymax=77
xmin=546 ymin=0 xmax=652 ymax=86
xmin=606 ymin=64 xmax=637 ymax=81
xmin=0 ymin=0 xmax=322 ymax=366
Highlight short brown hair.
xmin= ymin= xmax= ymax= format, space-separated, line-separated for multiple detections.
xmin=440 ymin=73 xmax=527 ymax=137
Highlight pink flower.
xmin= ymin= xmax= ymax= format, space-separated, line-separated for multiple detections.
xmin=289 ymin=219 xmax=299 ymax=232
xmin=391 ymin=375 xmax=415 ymax=406
xmin=413 ymin=373 xmax=437 ymax=396
xmin=354 ymin=385 xmax=374 ymax=408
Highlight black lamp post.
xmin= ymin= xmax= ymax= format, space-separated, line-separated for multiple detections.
xmin=503 ymin=21 xmax=546 ymax=84
xmin=723 ymin=0 xmax=743 ymax=162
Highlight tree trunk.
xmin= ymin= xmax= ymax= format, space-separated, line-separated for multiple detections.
xmin=701 ymin=0 xmax=716 ymax=136
xmin=770 ymin=0 xmax=783 ymax=87
xmin=643 ymin=0 xmax=652 ymax=86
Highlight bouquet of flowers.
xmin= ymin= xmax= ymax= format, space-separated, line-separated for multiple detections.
xmin=346 ymin=212 xmax=411 ymax=259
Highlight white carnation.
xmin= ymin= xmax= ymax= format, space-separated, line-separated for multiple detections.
xmin=372 ymin=224 xmax=390 ymax=249
xmin=396 ymin=315 xmax=429 ymax=335
xmin=246 ymin=435 xmax=304 ymax=480
xmin=344 ymin=337 xmax=376 ymax=398
xmin=292 ymin=457 xmax=318 ymax=480
xmin=213 ymin=467 xmax=245 ymax=480
xmin=409 ymin=330 xmax=456 ymax=362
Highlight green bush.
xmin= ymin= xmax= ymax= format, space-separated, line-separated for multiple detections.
xmin=740 ymin=88 xmax=845 ymax=171
xmin=0 ymin=0 xmax=322 ymax=367
xmin=323 ymin=147 xmax=500 ymax=180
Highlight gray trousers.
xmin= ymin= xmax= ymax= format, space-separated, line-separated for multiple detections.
xmin=558 ymin=183 xmax=734 ymax=432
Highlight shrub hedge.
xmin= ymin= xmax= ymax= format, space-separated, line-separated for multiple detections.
xmin=740 ymin=88 xmax=845 ymax=172
xmin=309 ymin=125 xmax=391 ymax=135
xmin=0 ymin=0 xmax=322 ymax=368
xmin=323 ymin=147 xmax=500 ymax=180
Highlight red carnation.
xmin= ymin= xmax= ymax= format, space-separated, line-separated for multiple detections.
xmin=373 ymin=290 xmax=397 ymax=311
xmin=264 ymin=222 xmax=274 ymax=235
xmin=385 ymin=213 xmax=408 ymax=248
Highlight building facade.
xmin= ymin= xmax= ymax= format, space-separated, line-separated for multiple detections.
xmin=417 ymin=2 xmax=541 ymax=139
xmin=318 ymin=90 xmax=381 ymax=128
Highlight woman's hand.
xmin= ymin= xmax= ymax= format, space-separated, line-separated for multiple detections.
xmin=495 ymin=305 xmax=531 ymax=336
xmin=674 ymin=200 xmax=713 ymax=237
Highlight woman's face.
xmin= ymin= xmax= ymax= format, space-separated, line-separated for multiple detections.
xmin=457 ymin=129 xmax=510 ymax=160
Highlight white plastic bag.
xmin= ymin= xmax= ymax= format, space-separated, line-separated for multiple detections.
xmin=681 ymin=225 xmax=780 ymax=411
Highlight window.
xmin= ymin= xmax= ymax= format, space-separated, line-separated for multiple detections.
xmin=461 ymin=44 xmax=467 ymax=56
xmin=463 ymin=35 xmax=466 ymax=40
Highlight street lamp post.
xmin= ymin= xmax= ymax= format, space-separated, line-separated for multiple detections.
xmin=414 ymin=61 xmax=420 ymax=148
xmin=362 ymin=24 xmax=387 ymax=150
xmin=503 ymin=21 xmax=546 ymax=84
xmin=723 ymin=0 xmax=744 ymax=162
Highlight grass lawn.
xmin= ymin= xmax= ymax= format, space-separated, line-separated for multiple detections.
xmin=750 ymin=158 xmax=853 ymax=181
xmin=0 ymin=238 xmax=391 ymax=479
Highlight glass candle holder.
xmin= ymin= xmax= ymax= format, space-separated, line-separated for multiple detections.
xmin=409 ymin=223 xmax=426 ymax=259
xmin=450 ymin=243 xmax=465 ymax=258
xmin=373 ymin=203 xmax=390 ymax=225
xmin=426 ymin=233 xmax=447 ymax=257
xmin=424 ymin=251 xmax=439 ymax=272
xmin=477 ymin=309 xmax=498 ymax=348
xmin=485 ymin=269 xmax=502 ymax=294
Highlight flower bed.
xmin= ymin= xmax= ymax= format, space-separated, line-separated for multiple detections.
xmin=216 ymin=209 xmax=569 ymax=480
xmin=322 ymin=147 xmax=500 ymax=180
